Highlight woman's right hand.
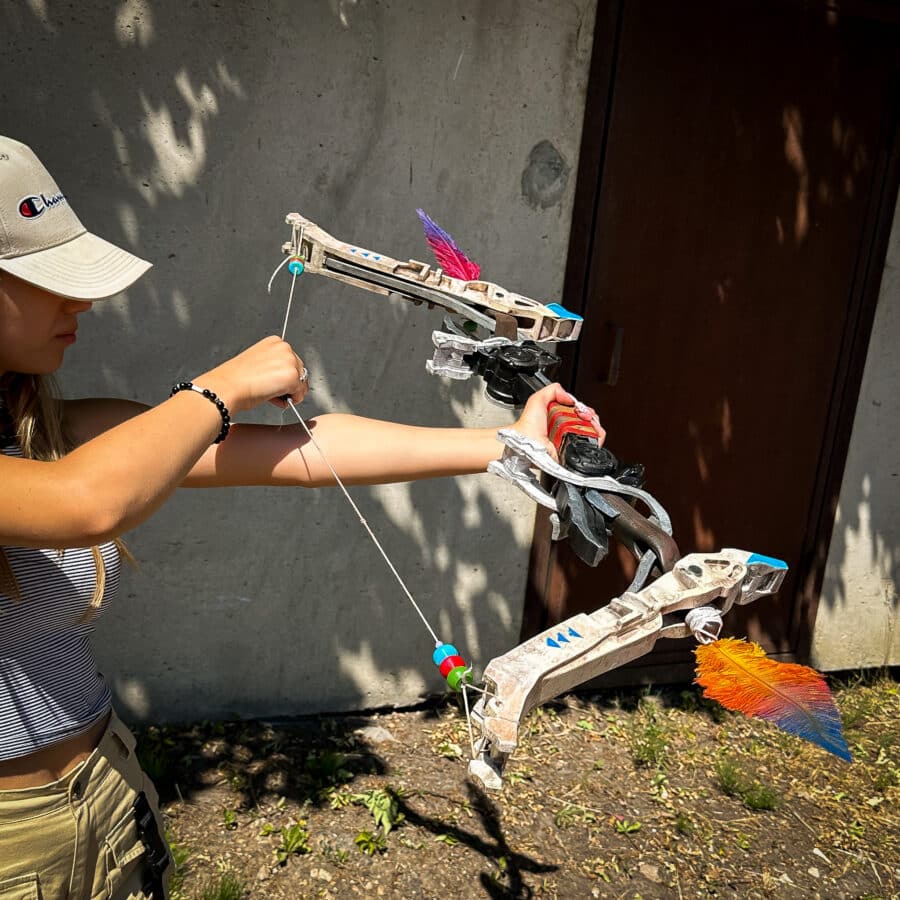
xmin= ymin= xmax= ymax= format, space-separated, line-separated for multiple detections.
xmin=0 ymin=337 xmax=309 ymax=549
xmin=197 ymin=336 xmax=309 ymax=413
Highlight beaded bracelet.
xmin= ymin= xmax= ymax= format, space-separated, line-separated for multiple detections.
xmin=169 ymin=382 xmax=231 ymax=443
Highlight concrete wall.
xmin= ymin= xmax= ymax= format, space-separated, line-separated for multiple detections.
xmin=812 ymin=194 xmax=900 ymax=670
xmin=0 ymin=1 xmax=598 ymax=719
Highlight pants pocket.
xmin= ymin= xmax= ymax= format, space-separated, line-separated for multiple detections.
xmin=0 ymin=873 xmax=39 ymax=900
xmin=102 ymin=808 xmax=147 ymax=897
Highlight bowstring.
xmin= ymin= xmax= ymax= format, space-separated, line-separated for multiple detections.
xmin=268 ymin=259 xmax=441 ymax=649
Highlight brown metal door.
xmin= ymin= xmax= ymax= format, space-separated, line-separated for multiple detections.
xmin=526 ymin=0 xmax=900 ymax=675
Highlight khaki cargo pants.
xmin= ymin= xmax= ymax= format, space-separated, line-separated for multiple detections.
xmin=0 ymin=712 xmax=172 ymax=899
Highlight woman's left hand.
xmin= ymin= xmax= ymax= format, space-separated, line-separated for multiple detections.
xmin=511 ymin=383 xmax=606 ymax=462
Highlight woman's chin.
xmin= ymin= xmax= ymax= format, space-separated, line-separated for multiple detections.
xmin=16 ymin=358 xmax=65 ymax=376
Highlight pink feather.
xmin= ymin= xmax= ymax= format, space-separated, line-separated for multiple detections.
xmin=416 ymin=209 xmax=481 ymax=281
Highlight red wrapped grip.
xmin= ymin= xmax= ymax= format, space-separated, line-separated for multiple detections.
xmin=547 ymin=401 xmax=599 ymax=453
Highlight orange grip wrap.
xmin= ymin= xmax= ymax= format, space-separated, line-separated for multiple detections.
xmin=547 ymin=401 xmax=599 ymax=453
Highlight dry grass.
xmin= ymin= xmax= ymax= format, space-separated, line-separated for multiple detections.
xmin=141 ymin=670 xmax=899 ymax=899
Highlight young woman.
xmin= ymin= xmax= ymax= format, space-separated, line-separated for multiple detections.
xmin=0 ymin=136 xmax=603 ymax=898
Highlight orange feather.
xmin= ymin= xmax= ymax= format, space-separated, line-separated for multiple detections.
xmin=694 ymin=638 xmax=851 ymax=761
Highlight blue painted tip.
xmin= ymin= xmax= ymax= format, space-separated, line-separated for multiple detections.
xmin=747 ymin=552 xmax=789 ymax=570
xmin=546 ymin=302 xmax=583 ymax=321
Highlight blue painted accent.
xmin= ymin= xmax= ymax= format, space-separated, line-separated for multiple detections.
xmin=350 ymin=247 xmax=357 ymax=253
xmin=374 ymin=255 xmax=381 ymax=261
xmin=747 ymin=553 xmax=789 ymax=570
xmin=568 ymin=627 xmax=582 ymax=639
xmin=432 ymin=644 xmax=459 ymax=665
xmin=362 ymin=251 xmax=370 ymax=258
xmin=547 ymin=303 xmax=583 ymax=321
xmin=546 ymin=637 xmax=560 ymax=649
xmin=287 ymin=259 xmax=305 ymax=276
xmin=557 ymin=632 xmax=569 ymax=644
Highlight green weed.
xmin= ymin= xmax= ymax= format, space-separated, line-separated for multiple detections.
xmin=321 ymin=843 xmax=350 ymax=865
xmin=351 ymin=788 xmax=405 ymax=836
xmin=433 ymin=832 xmax=460 ymax=846
xmin=199 ymin=872 xmax=246 ymax=900
xmin=506 ymin=768 xmax=534 ymax=786
xmin=630 ymin=703 xmax=670 ymax=768
xmin=303 ymin=750 xmax=353 ymax=792
xmin=716 ymin=758 xmax=780 ymax=811
xmin=355 ymin=829 xmax=388 ymax=855
xmin=165 ymin=831 xmax=191 ymax=900
xmin=614 ymin=817 xmax=641 ymax=834
xmin=136 ymin=727 xmax=178 ymax=786
xmin=554 ymin=804 xmax=597 ymax=829
xmin=437 ymin=740 xmax=463 ymax=759
xmin=326 ymin=787 xmax=356 ymax=810
xmin=275 ymin=821 xmax=311 ymax=865
xmin=734 ymin=831 xmax=753 ymax=850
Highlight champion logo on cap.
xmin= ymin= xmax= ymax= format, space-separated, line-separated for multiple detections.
xmin=17 ymin=191 xmax=67 ymax=219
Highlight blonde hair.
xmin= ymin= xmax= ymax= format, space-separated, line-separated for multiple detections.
xmin=0 ymin=372 xmax=133 ymax=619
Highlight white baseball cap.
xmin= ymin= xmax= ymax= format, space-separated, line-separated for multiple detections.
xmin=0 ymin=135 xmax=151 ymax=300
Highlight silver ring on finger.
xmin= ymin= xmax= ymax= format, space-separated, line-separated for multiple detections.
xmin=298 ymin=366 xmax=309 ymax=383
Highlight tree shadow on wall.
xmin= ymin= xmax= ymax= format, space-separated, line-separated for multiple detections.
xmin=0 ymin=0 xmax=579 ymax=721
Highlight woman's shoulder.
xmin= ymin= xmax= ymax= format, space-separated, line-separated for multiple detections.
xmin=63 ymin=398 xmax=150 ymax=446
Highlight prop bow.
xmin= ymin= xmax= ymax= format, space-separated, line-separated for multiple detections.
xmin=267 ymin=211 xmax=851 ymax=789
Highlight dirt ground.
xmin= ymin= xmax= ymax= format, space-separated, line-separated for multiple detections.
xmin=140 ymin=671 xmax=899 ymax=900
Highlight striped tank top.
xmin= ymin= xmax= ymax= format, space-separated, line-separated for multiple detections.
xmin=0 ymin=443 xmax=119 ymax=761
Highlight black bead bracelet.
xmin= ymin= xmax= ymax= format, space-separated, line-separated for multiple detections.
xmin=170 ymin=382 xmax=231 ymax=443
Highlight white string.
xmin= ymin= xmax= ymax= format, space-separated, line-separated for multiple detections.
xmin=461 ymin=682 xmax=477 ymax=758
xmin=685 ymin=606 xmax=723 ymax=644
xmin=284 ymin=399 xmax=440 ymax=645
xmin=281 ymin=271 xmax=299 ymax=340
xmin=267 ymin=254 xmax=291 ymax=295
xmin=272 ymin=255 xmax=442 ymax=645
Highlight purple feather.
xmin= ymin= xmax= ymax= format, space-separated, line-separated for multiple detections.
xmin=416 ymin=209 xmax=481 ymax=281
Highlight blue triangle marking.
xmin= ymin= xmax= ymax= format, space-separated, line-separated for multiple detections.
xmin=568 ymin=627 xmax=582 ymax=639
xmin=350 ymin=247 xmax=357 ymax=253
xmin=546 ymin=637 xmax=559 ymax=649
xmin=373 ymin=255 xmax=381 ymax=261
xmin=557 ymin=632 xmax=569 ymax=643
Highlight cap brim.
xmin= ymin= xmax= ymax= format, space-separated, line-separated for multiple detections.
xmin=0 ymin=231 xmax=151 ymax=300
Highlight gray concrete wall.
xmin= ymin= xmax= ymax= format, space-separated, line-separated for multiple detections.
xmin=0 ymin=1 xmax=598 ymax=719
xmin=812 ymin=194 xmax=900 ymax=671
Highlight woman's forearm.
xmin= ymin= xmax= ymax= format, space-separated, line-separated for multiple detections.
xmin=184 ymin=414 xmax=507 ymax=488
xmin=1 ymin=337 xmax=309 ymax=548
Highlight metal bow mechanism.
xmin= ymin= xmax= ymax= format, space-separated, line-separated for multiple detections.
xmin=268 ymin=212 xmax=789 ymax=790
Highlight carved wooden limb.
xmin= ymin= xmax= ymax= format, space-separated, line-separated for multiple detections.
xmin=282 ymin=212 xmax=583 ymax=343
xmin=467 ymin=549 xmax=788 ymax=789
